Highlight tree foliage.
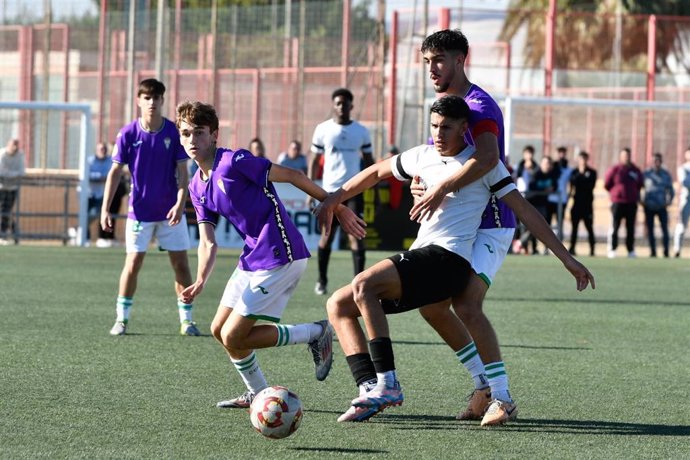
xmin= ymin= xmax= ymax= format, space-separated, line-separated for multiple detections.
xmin=499 ymin=0 xmax=690 ymax=71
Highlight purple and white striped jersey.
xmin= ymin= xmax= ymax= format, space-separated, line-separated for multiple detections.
xmin=188 ymin=148 xmax=310 ymax=272
xmin=463 ymin=84 xmax=517 ymax=230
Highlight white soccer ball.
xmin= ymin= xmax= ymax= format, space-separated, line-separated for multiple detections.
xmin=249 ymin=386 xmax=303 ymax=439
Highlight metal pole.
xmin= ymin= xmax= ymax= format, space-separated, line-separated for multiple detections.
xmin=125 ymin=0 xmax=136 ymax=122
xmin=97 ymin=0 xmax=107 ymax=142
xmin=297 ymin=0 xmax=305 ymax=142
xmin=40 ymin=0 xmax=52 ymax=169
xmin=387 ymin=10 xmax=398 ymax=146
xmin=341 ymin=0 xmax=350 ymax=87
xmin=154 ymin=0 xmax=165 ymax=82
xmin=543 ymin=0 xmax=556 ymax=156
xmin=418 ymin=0 xmax=428 ymax=140
xmin=376 ymin=0 xmax=385 ymax=157
xmin=646 ymin=14 xmax=657 ymax=166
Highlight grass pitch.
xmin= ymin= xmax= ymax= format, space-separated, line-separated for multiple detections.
xmin=1 ymin=246 xmax=689 ymax=459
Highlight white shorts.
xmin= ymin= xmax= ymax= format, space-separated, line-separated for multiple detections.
xmin=219 ymin=258 xmax=308 ymax=323
xmin=125 ymin=217 xmax=191 ymax=253
xmin=471 ymin=228 xmax=514 ymax=287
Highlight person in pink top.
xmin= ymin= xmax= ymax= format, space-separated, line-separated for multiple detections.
xmin=604 ymin=147 xmax=643 ymax=258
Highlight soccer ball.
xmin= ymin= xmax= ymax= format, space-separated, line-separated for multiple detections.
xmin=249 ymin=386 xmax=303 ymax=439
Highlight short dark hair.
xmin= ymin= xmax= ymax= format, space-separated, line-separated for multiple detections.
xmin=175 ymin=100 xmax=219 ymax=133
xmin=578 ymin=151 xmax=590 ymax=160
xmin=331 ymin=88 xmax=354 ymax=102
xmin=138 ymin=78 xmax=166 ymax=97
xmin=621 ymin=147 xmax=632 ymax=155
xmin=653 ymin=152 xmax=663 ymax=161
xmin=523 ymin=145 xmax=535 ymax=155
xmin=429 ymin=95 xmax=470 ymax=121
xmin=421 ymin=29 xmax=469 ymax=57
xmin=557 ymin=146 xmax=567 ymax=154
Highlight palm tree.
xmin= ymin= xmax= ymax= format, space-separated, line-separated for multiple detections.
xmin=499 ymin=0 xmax=690 ymax=72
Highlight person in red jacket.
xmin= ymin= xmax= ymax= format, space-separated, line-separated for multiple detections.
xmin=604 ymin=147 xmax=643 ymax=258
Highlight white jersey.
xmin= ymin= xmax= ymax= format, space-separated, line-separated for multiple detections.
xmin=391 ymin=144 xmax=516 ymax=262
xmin=311 ymin=119 xmax=372 ymax=192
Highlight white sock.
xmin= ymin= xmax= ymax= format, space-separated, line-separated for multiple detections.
xmin=673 ymin=223 xmax=684 ymax=252
xmin=116 ymin=296 xmax=132 ymax=323
xmin=455 ymin=341 xmax=488 ymax=390
xmin=358 ymin=378 xmax=377 ymax=396
xmin=485 ymin=361 xmax=511 ymax=402
xmin=376 ymin=371 xmax=397 ymax=388
xmin=230 ymin=351 xmax=268 ymax=395
xmin=274 ymin=323 xmax=322 ymax=346
xmin=177 ymin=300 xmax=193 ymax=323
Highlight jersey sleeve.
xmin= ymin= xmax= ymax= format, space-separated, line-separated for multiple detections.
xmin=112 ymin=130 xmax=127 ymax=164
xmin=311 ymin=123 xmax=325 ymax=154
xmin=189 ymin=185 xmax=219 ymax=227
xmin=390 ymin=146 xmax=422 ymax=182
xmin=486 ymin=161 xmax=517 ymax=199
xmin=360 ymin=125 xmax=373 ymax=155
xmin=233 ymin=149 xmax=272 ymax=187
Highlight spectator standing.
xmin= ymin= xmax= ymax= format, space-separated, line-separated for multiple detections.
xmin=277 ymin=140 xmax=308 ymax=174
xmin=248 ymin=138 xmax=266 ymax=158
xmin=604 ymin=147 xmax=643 ymax=258
xmin=512 ymin=145 xmax=538 ymax=253
xmin=88 ymin=142 xmax=127 ymax=247
xmin=546 ymin=146 xmax=572 ymax=240
xmin=0 ymin=138 xmax=26 ymax=244
xmin=672 ymin=147 xmax=690 ymax=257
xmin=520 ymin=156 xmax=557 ymax=254
xmin=642 ymin=153 xmax=674 ymax=257
xmin=568 ymin=151 xmax=597 ymax=256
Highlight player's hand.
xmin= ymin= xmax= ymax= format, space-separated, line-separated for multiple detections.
xmin=167 ymin=205 xmax=184 ymax=226
xmin=100 ymin=211 xmax=113 ymax=233
xmin=180 ymin=281 xmax=204 ymax=304
xmin=409 ymin=177 xmax=446 ymax=223
xmin=334 ymin=204 xmax=367 ymax=240
xmin=563 ymin=257 xmax=596 ymax=291
xmin=313 ymin=192 xmax=341 ymax=237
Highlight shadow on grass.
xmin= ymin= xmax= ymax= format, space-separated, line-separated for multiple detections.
xmin=377 ymin=414 xmax=690 ymax=436
xmin=393 ymin=340 xmax=591 ymax=351
xmin=289 ymin=447 xmax=388 ymax=454
xmin=491 ymin=296 xmax=689 ymax=308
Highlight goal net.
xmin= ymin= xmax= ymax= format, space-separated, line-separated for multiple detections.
xmin=0 ymin=101 xmax=93 ymax=246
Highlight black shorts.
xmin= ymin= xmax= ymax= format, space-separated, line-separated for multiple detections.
xmin=381 ymin=244 xmax=472 ymax=315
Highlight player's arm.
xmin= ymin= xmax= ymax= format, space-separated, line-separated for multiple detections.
xmin=167 ymin=161 xmax=189 ymax=226
xmin=500 ymin=189 xmax=595 ymax=291
xmin=100 ymin=162 xmax=126 ymax=232
xmin=314 ymin=159 xmax=394 ymax=235
xmin=180 ymin=222 xmax=217 ymax=304
xmin=410 ymin=129 xmax=499 ymax=222
xmin=268 ymin=164 xmax=366 ymax=239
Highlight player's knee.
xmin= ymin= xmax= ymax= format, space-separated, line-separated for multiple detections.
xmin=350 ymin=273 xmax=371 ymax=305
xmin=210 ymin=320 xmax=223 ymax=342
xmin=222 ymin=330 xmax=246 ymax=350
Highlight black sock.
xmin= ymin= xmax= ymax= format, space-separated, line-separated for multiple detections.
xmin=345 ymin=353 xmax=377 ymax=387
xmin=317 ymin=247 xmax=331 ymax=285
xmin=352 ymin=248 xmax=366 ymax=275
xmin=369 ymin=337 xmax=395 ymax=373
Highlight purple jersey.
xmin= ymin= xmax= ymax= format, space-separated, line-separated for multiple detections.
xmin=113 ymin=118 xmax=188 ymax=222
xmin=464 ymin=84 xmax=517 ymax=229
xmin=189 ymin=148 xmax=310 ymax=272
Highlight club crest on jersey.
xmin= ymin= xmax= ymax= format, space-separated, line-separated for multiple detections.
xmin=216 ymin=179 xmax=226 ymax=194
xmin=164 ymin=137 xmax=171 ymax=149
xmin=236 ymin=152 xmax=246 ymax=161
xmin=132 ymin=140 xmax=143 ymax=147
